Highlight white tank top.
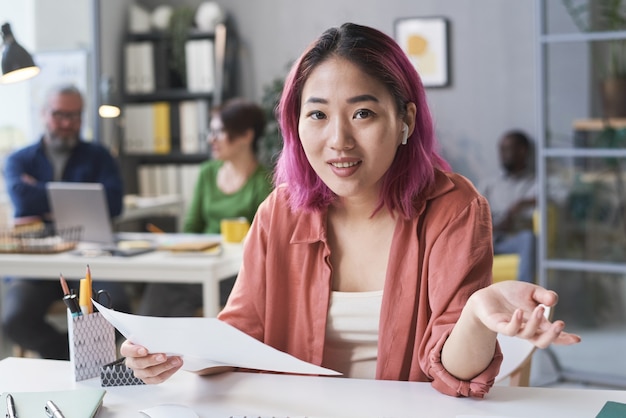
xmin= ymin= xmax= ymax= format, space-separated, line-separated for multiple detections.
xmin=323 ymin=290 xmax=383 ymax=379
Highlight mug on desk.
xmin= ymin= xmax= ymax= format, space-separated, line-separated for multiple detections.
xmin=221 ymin=217 xmax=250 ymax=243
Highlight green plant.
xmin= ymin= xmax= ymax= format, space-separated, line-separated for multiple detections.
xmin=168 ymin=6 xmax=195 ymax=86
xmin=563 ymin=0 xmax=626 ymax=78
xmin=258 ymin=68 xmax=288 ymax=168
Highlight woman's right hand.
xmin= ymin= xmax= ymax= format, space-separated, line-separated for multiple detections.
xmin=121 ymin=340 xmax=183 ymax=384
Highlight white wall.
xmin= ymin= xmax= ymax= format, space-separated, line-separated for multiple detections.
xmin=130 ymin=0 xmax=539 ymax=185
xmin=0 ymin=0 xmax=92 ymax=225
xmin=0 ymin=1 xmax=36 ymax=225
xmin=0 ymin=1 xmax=36 ymax=148
xmin=3 ymin=1 xmax=585 ymax=208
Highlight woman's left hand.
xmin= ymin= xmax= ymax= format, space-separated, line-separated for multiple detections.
xmin=469 ymin=280 xmax=581 ymax=349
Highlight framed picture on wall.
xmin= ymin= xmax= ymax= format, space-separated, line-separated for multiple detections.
xmin=394 ymin=17 xmax=450 ymax=88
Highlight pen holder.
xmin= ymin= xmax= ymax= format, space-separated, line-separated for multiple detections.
xmin=67 ymin=310 xmax=116 ymax=381
xmin=100 ymin=357 xmax=145 ymax=387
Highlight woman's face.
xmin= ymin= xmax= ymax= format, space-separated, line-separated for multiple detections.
xmin=207 ymin=115 xmax=250 ymax=161
xmin=298 ymin=57 xmax=406 ymax=202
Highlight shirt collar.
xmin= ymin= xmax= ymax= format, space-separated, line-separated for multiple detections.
xmin=286 ymin=169 xmax=455 ymax=244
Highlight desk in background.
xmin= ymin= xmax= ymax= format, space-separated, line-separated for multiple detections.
xmin=0 ymin=357 xmax=625 ymax=418
xmin=0 ymin=233 xmax=243 ymax=317
xmin=118 ymin=194 xmax=183 ymax=223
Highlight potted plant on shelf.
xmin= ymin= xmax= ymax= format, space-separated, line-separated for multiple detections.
xmin=168 ymin=6 xmax=196 ymax=88
xmin=563 ymin=0 xmax=626 ymax=118
xmin=258 ymin=65 xmax=291 ymax=169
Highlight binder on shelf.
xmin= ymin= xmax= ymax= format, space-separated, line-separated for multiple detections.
xmin=197 ymin=100 xmax=209 ymax=153
xmin=124 ymin=43 xmax=140 ymax=94
xmin=152 ymin=102 xmax=171 ymax=154
xmin=185 ymin=39 xmax=215 ymax=93
xmin=157 ymin=164 xmax=179 ymax=196
xmin=124 ymin=103 xmax=171 ymax=155
xmin=180 ymin=164 xmax=201 ymax=214
xmin=179 ymin=100 xmax=209 ymax=154
xmin=123 ymin=104 xmax=153 ymax=154
xmin=124 ymin=42 xmax=155 ymax=94
xmin=138 ymin=165 xmax=157 ymax=197
xmin=138 ymin=42 xmax=155 ymax=93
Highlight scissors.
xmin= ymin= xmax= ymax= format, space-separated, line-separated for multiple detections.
xmin=93 ymin=289 xmax=113 ymax=309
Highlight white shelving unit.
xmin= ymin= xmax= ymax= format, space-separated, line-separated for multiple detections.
xmin=535 ymin=0 xmax=626 ymax=388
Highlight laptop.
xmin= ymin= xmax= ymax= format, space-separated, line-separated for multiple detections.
xmin=46 ymin=182 xmax=155 ymax=256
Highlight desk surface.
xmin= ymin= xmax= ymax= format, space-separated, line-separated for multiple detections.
xmin=0 ymin=233 xmax=243 ymax=316
xmin=0 ymin=233 xmax=242 ymax=282
xmin=0 ymin=357 xmax=624 ymax=418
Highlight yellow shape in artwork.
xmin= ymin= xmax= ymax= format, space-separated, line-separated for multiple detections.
xmin=407 ymin=35 xmax=428 ymax=56
xmin=405 ymin=34 xmax=437 ymax=76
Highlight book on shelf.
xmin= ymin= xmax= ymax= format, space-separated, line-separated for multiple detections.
xmin=124 ymin=41 xmax=155 ymax=94
xmin=123 ymin=103 xmax=171 ymax=154
xmin=179 ymin=100 xmax=209 ymax=154
xmin=180 ymin=164 xmax=202 ymax=215
xmin=185 ymin=39 xmax=215 ymax=93
xmin=152 ymin=102 xmax=171 ymax=154
xmin=137 ymin=164 xmax=201 ymax=211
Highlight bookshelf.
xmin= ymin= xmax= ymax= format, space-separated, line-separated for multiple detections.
xmin=536 ymin=0 xmax=626 ymax=387
xmin=120 ymin=22 xmax=236 ymax=202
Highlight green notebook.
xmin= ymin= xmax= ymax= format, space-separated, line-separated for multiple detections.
xmin=596 ymin=401 xmax=626 ymax=418
xmin=1 ymin=388 xmax=106 ymax=418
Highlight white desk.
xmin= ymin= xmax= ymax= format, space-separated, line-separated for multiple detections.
xmin=117 ymin=194 xmax=183 ymax=224
xmin=0 ymin=234 xmax=243 ymax=317
xmin=0 ymin=357 xmax=625 ymax=418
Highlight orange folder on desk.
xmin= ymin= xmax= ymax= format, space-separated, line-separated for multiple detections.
xmin=158 ymin=240 xmax=221 ymax=252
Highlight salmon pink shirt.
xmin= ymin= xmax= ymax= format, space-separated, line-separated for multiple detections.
xmin=218 ymin=169 xmax=503 ymax=398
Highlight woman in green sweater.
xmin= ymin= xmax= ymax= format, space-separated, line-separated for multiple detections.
xmin=140 ymin=98 xmax=273 ymax=316
xmin=184 ymin=99 xmax=273 ymax=234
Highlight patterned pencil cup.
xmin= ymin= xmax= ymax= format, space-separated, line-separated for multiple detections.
xmin=68 ymin=311 xmax=116 ymax=381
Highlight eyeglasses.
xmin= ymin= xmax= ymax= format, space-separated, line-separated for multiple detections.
xmin=50 ymin=110 xmax=82 ymax=122
xmin=208 ymin=127 xmax=227 ymax=139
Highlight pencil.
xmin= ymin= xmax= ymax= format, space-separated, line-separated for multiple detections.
xmin=85 ymin=265 xmax=93 ymax=313
xmin=79 ymin=277 xmax=92 ymax=315
xmin=59 ymin=273 xmax=70 ymax=296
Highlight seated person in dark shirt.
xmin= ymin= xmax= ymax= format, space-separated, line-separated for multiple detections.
xmin=478 ymin=130 xmax=536 ymax=283
xmin=2 ymin=83 xmax=130 ymax=359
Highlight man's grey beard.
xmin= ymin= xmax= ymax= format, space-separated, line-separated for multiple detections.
xmin=47 ymin=134 xmax=78 ymax=152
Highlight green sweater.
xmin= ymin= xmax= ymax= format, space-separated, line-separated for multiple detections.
xmin=183 ymin=160 xmax=273 ymax=234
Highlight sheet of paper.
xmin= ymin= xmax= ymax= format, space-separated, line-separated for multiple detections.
xmin=93 ymin=300 xmax=340 ymax=376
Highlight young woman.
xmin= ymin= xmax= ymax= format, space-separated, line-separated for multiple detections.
xmin=124 ymin=23 xmax=579 ymax=398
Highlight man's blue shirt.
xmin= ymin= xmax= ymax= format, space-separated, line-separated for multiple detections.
xmin=4 ymin=138 xmax=124 ymax=219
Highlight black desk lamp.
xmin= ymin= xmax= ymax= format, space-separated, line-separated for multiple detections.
xmin=1 ymin=22 xmax=40 ymax=84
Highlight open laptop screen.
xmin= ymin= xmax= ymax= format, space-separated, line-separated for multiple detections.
xmin=46 ymin=182 xmax=115 ymax=245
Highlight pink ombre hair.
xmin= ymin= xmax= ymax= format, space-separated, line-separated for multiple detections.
xmin=274 ymin=23 xmax=450 ymax=219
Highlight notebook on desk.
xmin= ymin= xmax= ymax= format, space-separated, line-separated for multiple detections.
xmin=46 ymin=182 xmax=155 ymax=256
xmin=0 ymin=388 xmax=105 ymax=418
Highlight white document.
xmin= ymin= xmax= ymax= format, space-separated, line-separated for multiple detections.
xmin=93 ymin=300 xmax=340 ymax=376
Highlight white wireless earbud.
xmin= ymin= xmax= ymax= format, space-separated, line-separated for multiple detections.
xmin=401 ymin=123 xmax=409 ymax=145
